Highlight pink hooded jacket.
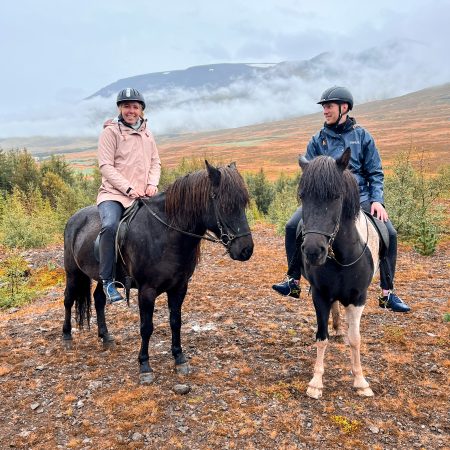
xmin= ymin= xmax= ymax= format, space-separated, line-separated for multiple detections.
xmin=96 ymin=118 xmax=161 ymax=208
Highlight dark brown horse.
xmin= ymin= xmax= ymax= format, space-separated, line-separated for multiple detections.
xmin=62 ymin=161 xmax=254 ymax=383
xmin=298 ymin=149 xmax=379 ymax=398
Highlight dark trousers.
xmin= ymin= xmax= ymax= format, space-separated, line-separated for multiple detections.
xmin=98 ymin=200 xmax=124 ymax=281
xmin=285 ymin=201 xmax=397 ymax=290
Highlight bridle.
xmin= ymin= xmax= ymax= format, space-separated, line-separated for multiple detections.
xmin=141 ymin=192 xmax=251 ymax=252
xmin=301 ymin=199 xmax=369 ymax=267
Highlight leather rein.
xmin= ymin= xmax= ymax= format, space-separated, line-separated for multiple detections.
xmin=141 ymin=193 xmax=251 ymax=252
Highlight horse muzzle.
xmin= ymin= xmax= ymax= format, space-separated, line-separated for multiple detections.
xmin=302 ymin=240 xmax=328 ymax=266
xmin=229 ymin=235 xmax=254 ymax=261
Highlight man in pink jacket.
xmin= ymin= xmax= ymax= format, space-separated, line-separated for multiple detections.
xmin=97 ymin=88 xmax=161 ymax=303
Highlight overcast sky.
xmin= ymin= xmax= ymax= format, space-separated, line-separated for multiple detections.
xmin=1 ymin=0 xmax=449 ymax=138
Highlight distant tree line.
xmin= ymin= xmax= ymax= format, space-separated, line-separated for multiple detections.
xmin=0 ymin=148 xmax=448 ymax=255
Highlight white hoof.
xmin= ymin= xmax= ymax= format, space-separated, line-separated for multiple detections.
xmin=356 ymin=386 xmax=374 ymax=397
xmin=306 ymin=386 xmax=323 ymax=399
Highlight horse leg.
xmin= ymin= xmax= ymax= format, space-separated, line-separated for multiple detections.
xmin=138 ymin=285 xmax=156 ymax=384
xmin=93 ymin=282 xmax=114 ymax=346
xmin=307 ymin=296 xmax=331 ymax=399
xmin=167 ymin=285 xmax=190 ymax=375
xmin=345 ymin=304 xmax=374 ymax=397
xmin=62 ymin=274 xmax=76 ymax=344
xmin=62 ymin=270 xmax=91 ymax=343
xmin=331 ymin=302 xmax=346 ymax=340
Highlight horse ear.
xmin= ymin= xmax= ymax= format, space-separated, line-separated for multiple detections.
xmin=298 ymin=155 xmax=309 ymax=171
xmin=228 ymin=161 xmax=237 ymax=169
xmin=205 ymin=159 xmax=221 ymax=187
xmin=337 ymin=148 xmax=351 ymax=171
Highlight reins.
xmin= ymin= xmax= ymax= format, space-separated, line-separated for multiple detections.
xmin=140 ymin=194 xmax=251 ymax=251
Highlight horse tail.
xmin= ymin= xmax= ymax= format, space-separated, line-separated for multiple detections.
xmin=65 ymin=270 xmax=92 ymax=330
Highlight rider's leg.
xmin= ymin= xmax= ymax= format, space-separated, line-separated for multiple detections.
xmin=98 ymin=200 xmax=125 ymax=303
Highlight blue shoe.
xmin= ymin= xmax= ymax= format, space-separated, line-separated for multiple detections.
xmin=379 ymin=292 xmax=410 ymax=312
xmin=102 ymin=280 xmax=124 ymax=304
xmin=272 ymin=277 xmax=300 ymax=299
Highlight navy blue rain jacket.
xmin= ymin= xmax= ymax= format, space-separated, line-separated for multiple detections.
xmin=305 ymin=117 xmax=384 ymax=204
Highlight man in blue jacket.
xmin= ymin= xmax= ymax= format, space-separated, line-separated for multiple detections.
xmin=272 ymin=86 xmax=410 ymax=312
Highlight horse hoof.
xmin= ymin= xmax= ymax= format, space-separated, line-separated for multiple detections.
xmin=139 ymin=372 xmax=155 ymax=385
xmin=306 ymin=387 xmax=323 ymax=399
xmin=356 ymin=387 xmax=374 ymax=397
xmin=101 ymin=334 xmax=115 ymax=348
xmin=62 ymin=335 xmax=73 ymax=350
xmin=175 ymin=363 xmax=191 ymax=375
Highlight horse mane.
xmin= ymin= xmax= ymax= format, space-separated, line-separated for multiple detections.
xmin=299 ymin=156 xmax=360 ymax=220
xmin=165 ymin=165 xmax=250 ymax=230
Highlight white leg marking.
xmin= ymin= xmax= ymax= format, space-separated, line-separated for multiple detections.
xmin=345 ymin=305 xmax=374 ymax=397
xmin=307 ymin=339 xmax=328 ymax=399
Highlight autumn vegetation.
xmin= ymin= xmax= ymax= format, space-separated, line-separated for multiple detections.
xmin=0 ymin=147 xmax=448 ymax=309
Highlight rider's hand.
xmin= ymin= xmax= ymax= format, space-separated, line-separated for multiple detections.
xmin=129 ymin=188 xmax=146 ymax=199
xmin=371 ymin=201 xmax=388 ymax=222
xmin=145 ymin=185 xmax=158 ymax=197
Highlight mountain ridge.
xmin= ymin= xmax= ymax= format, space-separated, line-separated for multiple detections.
xmin=1 ymin=82 xmax=448 ymax=177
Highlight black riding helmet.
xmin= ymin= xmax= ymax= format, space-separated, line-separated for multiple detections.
xmin=317 ymin=86 xmax=353 ymax=110
xmin=116 ymin=88 xmax=146 ymax=110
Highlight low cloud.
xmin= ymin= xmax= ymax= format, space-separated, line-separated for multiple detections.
xmin=1 ymin=40 xmax=448 ymax=139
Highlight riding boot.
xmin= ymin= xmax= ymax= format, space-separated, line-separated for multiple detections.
xmin=102 ymin=279 xmax=124 ymax=304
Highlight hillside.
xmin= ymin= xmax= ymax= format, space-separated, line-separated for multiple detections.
xmin=1 ymin=83 xmax=449 ymax=177
xmin=155 ymin=82 xmax=450 ymax=178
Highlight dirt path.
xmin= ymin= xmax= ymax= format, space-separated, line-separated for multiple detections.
xmin=0 ymin=224 xmax=448 ymax=449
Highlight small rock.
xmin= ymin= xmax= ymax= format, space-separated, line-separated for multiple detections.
xmin=17 ymin=431 xmax=31 ymax=438
xmin=35 ymin=365 xmax=45 ymax=371
xmin=36 ymin=408 xmax=44 ymax=414
xmin=131 ymin=432 xmax=143 ymax=441
xmin=177 ymin=426 xmax=189 ymax=434
xmin=369 ymin=426 xmax=379 ymax=434
xmin=30 ymin=402 xmax=40 ymax=410
xmin=76 ymin=400 xmax=84 ymax=409
xmin=173 ymin=384 xmax=191 ymax=395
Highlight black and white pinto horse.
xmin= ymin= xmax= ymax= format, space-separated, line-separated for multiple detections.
xmin=298 ymin=149 xmax=380 ymax=399
xmin=62 ymin=161 xmax=254 ymax=383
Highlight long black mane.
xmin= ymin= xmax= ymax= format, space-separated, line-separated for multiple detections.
xmin=165 ymin=165 xmax=250 ymax=230
xmin=299 ymin=156 xmax=360 ymax=221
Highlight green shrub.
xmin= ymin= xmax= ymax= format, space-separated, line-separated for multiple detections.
xmin=385 ymin=150 xmax=448 ymax=255
xmin=267 ymin=185 xmax=299 ymax=234
xmin=245 ymin=169 xmax=275 ymax=215
xmin=0 ymin=252 xmax=34 ymax=309
xmin=0 ymin=188 xmax=60 ymax=249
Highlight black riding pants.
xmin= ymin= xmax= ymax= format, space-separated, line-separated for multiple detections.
xmin=98 ymin=200 xmax=124 ymax=281
xmin=285 ymin=201 xmax=397 ymax=290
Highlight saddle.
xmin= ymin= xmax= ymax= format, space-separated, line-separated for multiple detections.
xmin=94 ymin=199 xmax=142 ymax=262
xmin=362 ymin=210 xmax=389 ymax=257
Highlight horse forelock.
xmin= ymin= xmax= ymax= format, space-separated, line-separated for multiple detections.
xmin=165 ymin=165 xmax=249 ymax=229
xmin=299 ymin=156 xmax=360 ymax=220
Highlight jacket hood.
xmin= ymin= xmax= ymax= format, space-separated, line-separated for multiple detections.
xmin=103 ymin=117 xmax=147 ymax=132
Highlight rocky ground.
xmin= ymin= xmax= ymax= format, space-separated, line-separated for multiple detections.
xmin=0 ymin=224 xmax=448 ymax=449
